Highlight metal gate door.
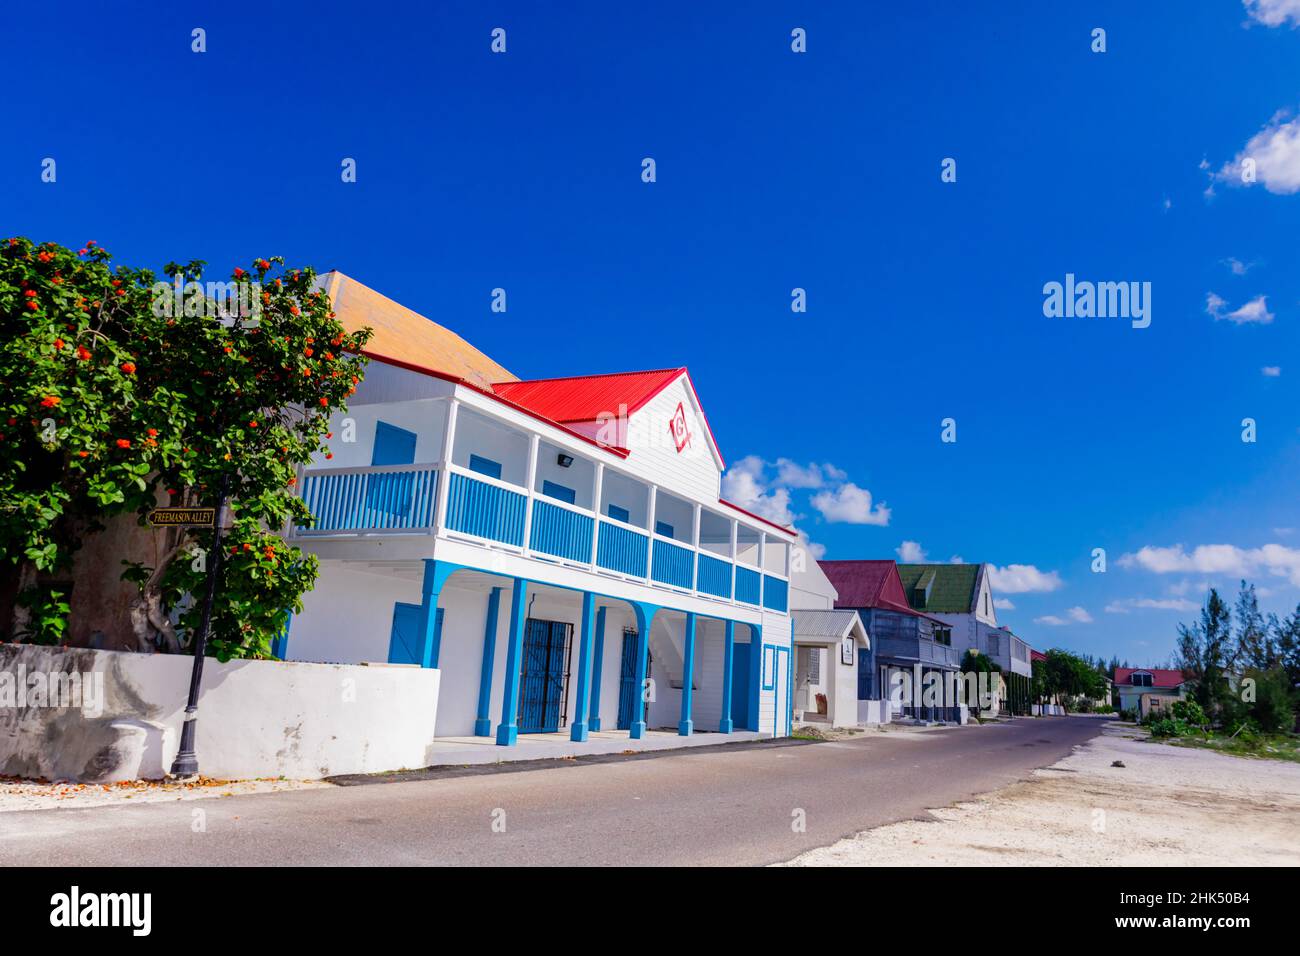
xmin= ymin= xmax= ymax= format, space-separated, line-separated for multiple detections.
xmin=518 ymin=619 xmax=571 ymax=733
xmin=616 ymin=629 xmax=639 ymax=730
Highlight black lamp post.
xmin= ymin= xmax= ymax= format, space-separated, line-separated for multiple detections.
xmin=169 ymin=473 xmax=232 ymax=781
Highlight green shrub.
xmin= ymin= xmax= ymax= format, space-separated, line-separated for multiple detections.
xmin=1170 ymin=698 xmax=1207 ymax=728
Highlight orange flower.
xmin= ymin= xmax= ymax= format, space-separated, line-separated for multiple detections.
xmin=40 ymin=396 xmax=61 ymax=408
xmin=146 ymin=428 xmax=158 ymax=437
xmin=53 ymin=338 xmax=65 ymax=350
xmin=115 ymin=438 xmax=131 ymax=449
xmin=75 ymin=346 xmax=91 ymax=361
xmin=120 ymin=362 xmax=136 ymax=374
xmin=77 ymin=451 xmax=89 ymax=458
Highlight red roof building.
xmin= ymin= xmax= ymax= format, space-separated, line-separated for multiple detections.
xmin=1114 ymin=667 xmax=1186 ymax=689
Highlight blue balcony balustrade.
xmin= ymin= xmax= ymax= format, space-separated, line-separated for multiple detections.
xmin=530 ymin=499 xmax=595 ymax=563
xmin=734 ymin=566 xmax=761 ymax=605
xmin=596 ymin=520 xmax=648 ymax=577
xmin=296 ymin=465 xmax=438 ymax=534
xmin=651 ymin=537 xmax=694 ymax=590
xmin=762 ymin=574 xmax=789 ymax=613
xmin=445 ymin=470 xmax=527 ymax=546
xmin=696 ymin=553 xmax=732 ymax=599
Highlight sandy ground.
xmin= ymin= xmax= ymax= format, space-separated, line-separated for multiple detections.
xmin=781 ymin=721 xmax=1300 ymax=866
xmin=0 ymin=775 xmax=330 ymax=812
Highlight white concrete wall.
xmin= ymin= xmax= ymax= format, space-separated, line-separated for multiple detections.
xmin=789 ymin=552 xmax=837 ymax=611
xmin=0 ymin=643 xmax=440 ymax=782
xmin=291 ymin=563 xmax=423 ymax=664
xmin=307 ymin=398 xmax=447 ymax=470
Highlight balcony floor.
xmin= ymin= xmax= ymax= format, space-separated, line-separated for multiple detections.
xmin=424 ymin=728 xmax=766 ymax=767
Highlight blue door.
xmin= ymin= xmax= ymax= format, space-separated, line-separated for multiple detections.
xmin=616 ymin=629 xmax=640 ymax=730
xmin=730 ymin=642 xmax=750 ymax=729
xmin=518 ymin=619 xmax=570 ymax=733
xmin=388 ymin=603 xmax=441 ymax=665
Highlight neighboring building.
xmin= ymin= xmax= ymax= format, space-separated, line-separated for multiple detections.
xmin=1115 ymin=667 xmax=1187 ymax=720
xmin=819 ymin=560 xmax=962 ymax=722
xmin=283 ymin=273 xmax=798 ymax=747
xmin=895 ymin=563 xmax=1033 ymax=715
xmin=788 ymin=558 xmax=873 ymax=728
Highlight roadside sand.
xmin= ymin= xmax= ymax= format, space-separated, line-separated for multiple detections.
xmin=0 ymin=775 xmax=329 ymax=812
xmin=780 ymin=721 xmax=1300 ymax=866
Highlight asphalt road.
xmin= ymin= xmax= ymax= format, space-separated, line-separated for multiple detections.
xmin=1 ymin=717 xmax=1103 ymax=866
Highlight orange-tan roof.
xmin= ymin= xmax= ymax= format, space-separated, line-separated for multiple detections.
xmin=319 ymin=270 xmax=515 ymax=389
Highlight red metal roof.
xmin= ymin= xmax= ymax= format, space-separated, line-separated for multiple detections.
xmin=1030 ymin=649 xmax=1047 ymax=663
xmin=1115 ymin=667 xmax=1186 ymax=689
xmin=818 ymin=560 xmax=940 ymax=620
xmin=491 ymin=369 xmax=686 ymax=423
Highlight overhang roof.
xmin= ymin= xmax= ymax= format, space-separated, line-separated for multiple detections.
xmin=792 ymin=609 xmax=869 ymax=647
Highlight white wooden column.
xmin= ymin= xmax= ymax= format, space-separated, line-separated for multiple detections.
xmin=434 ymin=399 xmax=459 ymax=532
xmin=521 ymin=434 xmax=540 ymax=553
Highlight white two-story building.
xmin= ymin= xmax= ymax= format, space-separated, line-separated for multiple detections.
xmin=279 ymin=273 xmax=796 ymax=749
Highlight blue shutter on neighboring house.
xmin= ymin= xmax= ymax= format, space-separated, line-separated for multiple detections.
xmin=541 ymin=480 xmax=576 ymax=504
xmin=607 ymin=504 xmax=630 ymax=523
xmin=468 ymin=454 xmax=503 ymax=480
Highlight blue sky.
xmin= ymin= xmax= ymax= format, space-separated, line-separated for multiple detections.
xmin=5 ymin=1 xmax=1299 ymax=664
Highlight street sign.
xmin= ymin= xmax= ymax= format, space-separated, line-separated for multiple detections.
xmin=147 ymin=507 xmax=216 ymax=528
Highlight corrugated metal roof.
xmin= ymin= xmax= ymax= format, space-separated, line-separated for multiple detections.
xmin=817 ymin=559 xmax=929 ymax=617
xmin=896 ymin=563 xmax=981 ymax=613
xmin=792 ymin=609 xmax=865 ymax=641
xmin=1115 ymin=667 xmax=1186 ymax=688
xmin=319 ymin=271 xmax=516 ymax=390
xmin=491 ymin=368 xmax=685 ymax=423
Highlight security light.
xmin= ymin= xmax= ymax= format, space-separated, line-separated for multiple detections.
xmin=557 ymin=453 xmax=574 ymax=468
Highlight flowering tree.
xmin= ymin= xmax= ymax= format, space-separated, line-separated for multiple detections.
xmin=0 ymin=237 xmax=371 ymax=658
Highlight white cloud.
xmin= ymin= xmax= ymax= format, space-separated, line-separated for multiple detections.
xmin=1244 ymin=0 xmax=1300 ymax=27
xmin=721 ymin=455 xmax=795 ymax=526
xmin=796 ymin=533 xmax=826 ymax=562
xmin=1105 ymin=597 xmax=1199 ymax=614
xmin=1118 ymin=542 xmax=1300 ymax=587
xmin=811 ymin=483 xmax=891 ymax=526
xmin=1207 ymin=292 xmax=1274 ymax=324
xmin=896 ymin=540 xmax=927 ymax=562
xmin=988 ymin=564 xmax=1064 ymax=594
xmin=1275 ymin=527 xmax=1295 ymax=537
xmin=769 ymin=460 xmax=832 ymax=489
xmin=1228 ymin=296 xmax=1275 ymax=324
xmin=1035 ymin=607 xmax=1091 ymax=626
xmin=993 ymin=598 xmax=1016 ymax=611
xmin=1223 ymin=256 xmax=1256 ymax=275
xmin=1215 ymin=110 xmax=1300 ymax=195
xmin=948 ymin=555 xmax=965 ymax=564
xmin=1263 ymin=366 xmax=1281 ymax=376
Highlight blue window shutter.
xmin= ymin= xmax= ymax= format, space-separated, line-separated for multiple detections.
xmin=468 ymin=454 xmax=503 ymax=480
xmin=607 ymin=503 xmax=630 ymax=523
xmin=541 ymin=480 xmax=576 ymax=505
xmin=655 ymin=520 xmax=674 ymax=538
xmin=387 ymin=602 xmax=423 ymax=664
xmin=371 ymin=421 xmax=417 ymax=466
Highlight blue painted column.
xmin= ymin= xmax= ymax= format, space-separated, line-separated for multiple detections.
xmin=718 ymin=619 xmax=735 ymax=733
xmin=588 ymin=607 xmax=607 ymax=732
xmin=678 ymin=612 xmax=697 ymax=736
xmin=473 ymin=587 xmax=503 ymax=737
xmin=629 ymin=603 xmax=656 ymax=739
xmin=419 ymin=560 xmax=459 ymax=669
xmin=570 ymin=592 xmax=596 ymax=742
xmin=746 ymin=623 xmax=763 ymax=732
xmin=495 ymin=578 xmax=528 ymax=746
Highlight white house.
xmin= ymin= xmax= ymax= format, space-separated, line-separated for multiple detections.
xmin=788 ymin=552 xmax=874 ymax=728
xmin=280 ymin=273 xmax=798 ymax=749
